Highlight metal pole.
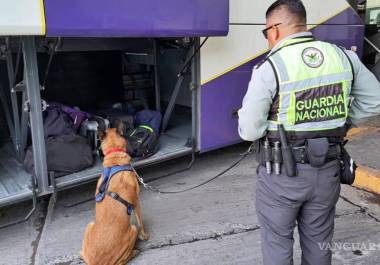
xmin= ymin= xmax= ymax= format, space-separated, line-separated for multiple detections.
xmin=153 ymin=39 xmax=161 ymax=112
xmin=5 ymin=37 xmax=21 ymax=157
xmin=22 ymin=37 xmax=48 ymax=194
xmin=178 ymin=37 xmax=208 ymax=77
xmin=20 ymin=84 xmax=29 ymax=159
xmin=161 ymin=75 xmax=185 ymax=133
xmin=364 ymin=37 xmax=380 ymax=54
xmin=161 ymin=48 xmax=194 ymax=133
xmin=190 ymin=41 xmax=197 ymax=150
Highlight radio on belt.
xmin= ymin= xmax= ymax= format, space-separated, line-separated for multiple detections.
xmin=273 ymin=141 xmax=282 ymax=175
xmin=264 ymin=139 xmax=272 ymax=174
xmin=278 ymin=124 xmax=298 ymax=177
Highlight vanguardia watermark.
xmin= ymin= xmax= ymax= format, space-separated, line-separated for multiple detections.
xmin=318 ymin=242 xmax=380 ymax=251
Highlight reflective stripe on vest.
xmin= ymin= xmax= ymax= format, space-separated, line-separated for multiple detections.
xmin=267 ymin=39 xmax=353 ymax=132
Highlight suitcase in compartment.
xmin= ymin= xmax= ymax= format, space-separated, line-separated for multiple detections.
xmin=96 ymin=109 xmax=135 ymax=137
xmin=79 ymin=116 xmax=110 ymax=155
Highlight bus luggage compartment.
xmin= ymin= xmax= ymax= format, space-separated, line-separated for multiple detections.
xmin=0 ymin=37 xmax=199 ymax=206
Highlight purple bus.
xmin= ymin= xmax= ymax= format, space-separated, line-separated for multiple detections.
xmin=0 ymin=0 xmax=365 ymax=210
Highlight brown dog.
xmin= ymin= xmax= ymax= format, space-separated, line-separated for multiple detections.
xmin=81 ymin=124 xmax=149 ymax=265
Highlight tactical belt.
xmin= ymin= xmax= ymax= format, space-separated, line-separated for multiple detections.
xmin=258 ymin=142 xmax=341 ymax=166
xmin=291 ymin=144 xmax=341 ymax=164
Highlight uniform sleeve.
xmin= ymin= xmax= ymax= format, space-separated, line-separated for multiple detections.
xmin=347 ymin=50 xmax=380 ymax=126
xmin=238 ymin=62 xmax=277 ymax=141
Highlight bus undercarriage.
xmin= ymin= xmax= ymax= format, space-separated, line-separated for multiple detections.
xmin=0 ymin=37 xmax=200 ymax=209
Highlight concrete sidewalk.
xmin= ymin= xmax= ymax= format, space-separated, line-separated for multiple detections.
xmin=346 ymin=116 xmax=380 ymax=194
xmin=1 ymin=144 xmax=380 ymax=264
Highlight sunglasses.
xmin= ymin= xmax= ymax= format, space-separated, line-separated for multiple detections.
xmin=262 ymin=23 xmax=282 ymax=39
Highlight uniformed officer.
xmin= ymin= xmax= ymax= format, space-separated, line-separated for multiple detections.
xmin=238 ymin=0 xmax=380 ymax=265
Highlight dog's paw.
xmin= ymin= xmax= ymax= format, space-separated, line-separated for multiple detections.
xmin=138 ymin=232 xmax=150 ymax=241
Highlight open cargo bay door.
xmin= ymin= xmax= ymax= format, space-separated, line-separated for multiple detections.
xmin=43 ymin=0 xmax=229 ymax=37
xmin=0 ymin=0 xmax=46 ymax=209
xmin=0 ymin=0 xmax=45 ymax=35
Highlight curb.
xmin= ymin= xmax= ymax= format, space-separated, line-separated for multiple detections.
xmin=354 ymin=166 xmax=380 ymax=195
xmin=346 ymin=127 xmax=380 ymax=140
xmin=347 ymin=127 xmax=380 ymax=195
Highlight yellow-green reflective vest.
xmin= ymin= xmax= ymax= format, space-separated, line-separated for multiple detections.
xmin=267 ymin=37 xmax=353 ymax=139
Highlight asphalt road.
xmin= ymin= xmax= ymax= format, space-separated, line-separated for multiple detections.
xmin=1 ymin=144 xmax=380 ymax=265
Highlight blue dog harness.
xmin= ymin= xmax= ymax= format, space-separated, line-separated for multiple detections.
xmin=95 ymin=165 xmax=134 ymax=215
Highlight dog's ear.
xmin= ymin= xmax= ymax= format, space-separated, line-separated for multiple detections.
xmin=115 ymin=119 xmax=126 ymax=136
xmin=98 ymin=128 xmax=106 ymax=141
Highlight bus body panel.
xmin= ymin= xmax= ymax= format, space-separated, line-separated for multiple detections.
xmin=0 ymin=0 xmax=45 ymax=36
xmin=230 ymin=0 xmax=359 ymax=24
xmin=44 ymin=0 xmax=229 ymax=37
xmin=199 ymin=3 xmax=364 ymax=152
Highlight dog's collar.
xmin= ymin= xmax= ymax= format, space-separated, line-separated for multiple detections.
xmin=104 ymin=148 xmax=126 ymax=156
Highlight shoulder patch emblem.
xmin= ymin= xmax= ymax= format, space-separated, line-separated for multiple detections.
xmin=302 ymin=47 xmax=324 ymax=68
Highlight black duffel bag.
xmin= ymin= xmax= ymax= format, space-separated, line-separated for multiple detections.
xmin=126 ymin=125 xmax=159 ymax=159
xmin=24 ymin=133 xmax=93 ymax=177
xmin=125 ymin=110 xmax=162 ymax=158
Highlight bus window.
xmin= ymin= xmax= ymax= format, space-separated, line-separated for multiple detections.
xmin=366 ymin=0 xmax=380 ymax=25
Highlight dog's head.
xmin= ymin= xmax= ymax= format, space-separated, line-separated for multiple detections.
xmin=99 ymin=119 xmax=128 ymax=156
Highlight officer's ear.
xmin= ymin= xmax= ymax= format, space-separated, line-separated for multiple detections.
xmin=268 ymin=25 xmax=281 ymax=49
xmin=273 ymin=24 xmax=281 ymax=40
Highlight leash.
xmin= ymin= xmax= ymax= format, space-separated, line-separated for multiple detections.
xmin=132 ymin=143 xmax=255 ymax=194
xmin=52 ymin=144 xmax=254 ymax=209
